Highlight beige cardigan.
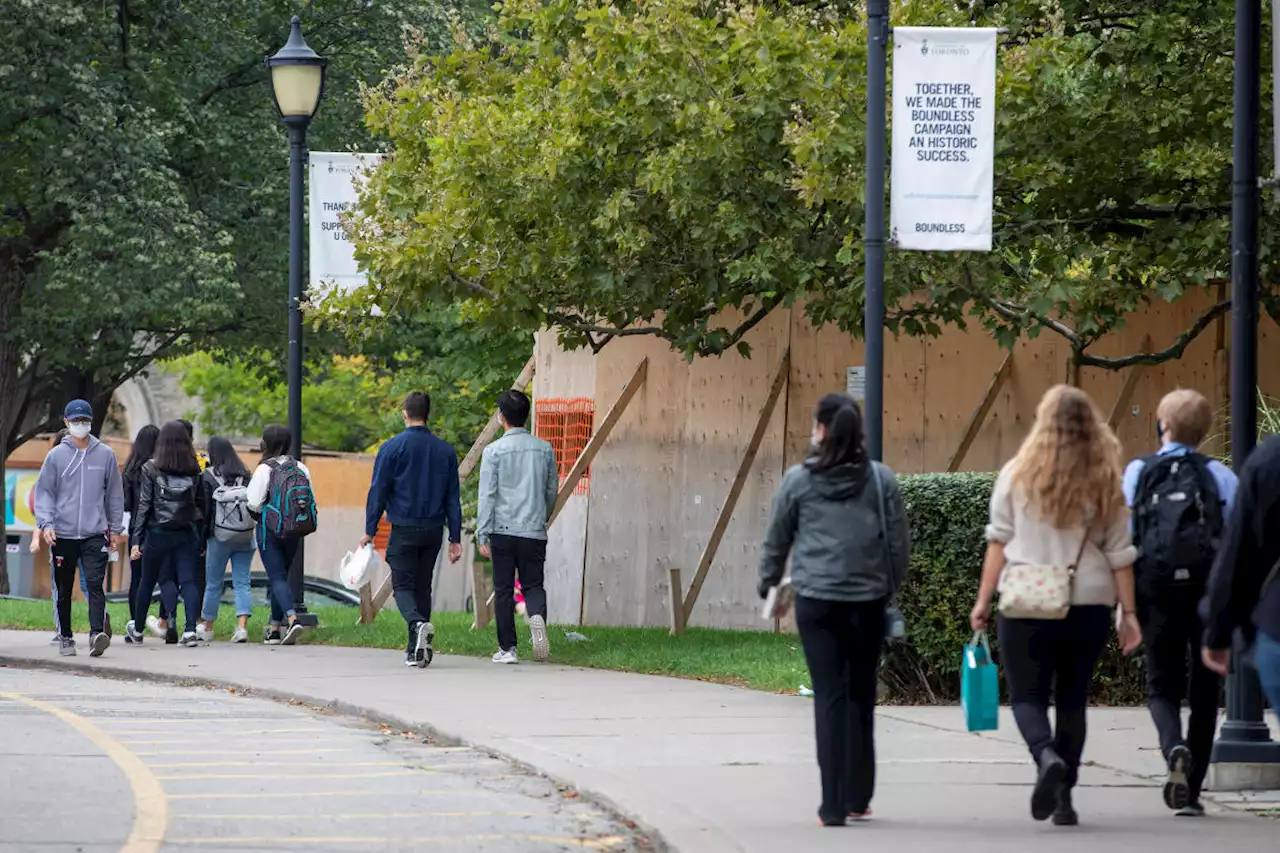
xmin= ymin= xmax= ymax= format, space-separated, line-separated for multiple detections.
xmin=985 ymin=464 xmax=1138 ymax=607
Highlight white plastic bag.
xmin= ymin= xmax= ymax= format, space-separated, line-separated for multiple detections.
xmin=339 ymin=544 xmax=382 ymax=590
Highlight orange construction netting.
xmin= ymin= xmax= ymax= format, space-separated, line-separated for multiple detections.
xmin=535 ymin=398 xmax=595 ymax=496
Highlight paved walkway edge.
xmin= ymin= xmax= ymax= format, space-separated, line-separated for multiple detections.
xmin=0 ymin=652 xmax=674 ymax=853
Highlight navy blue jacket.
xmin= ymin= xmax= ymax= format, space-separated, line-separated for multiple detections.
xmin=365 ymin=426 xmax=462 ymax=542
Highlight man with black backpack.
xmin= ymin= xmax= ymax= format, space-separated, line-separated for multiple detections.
xmin=1123 ymin=389 xmax=1238 ymax=817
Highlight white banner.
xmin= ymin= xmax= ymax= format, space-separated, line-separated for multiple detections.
xmin=308 ymin=152 xmax=383 ymax=296
xmin=890 ymin=27 xmax=997 ymax=252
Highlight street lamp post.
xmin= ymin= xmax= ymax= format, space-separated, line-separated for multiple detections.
xmin=268 ymin=16 xmax=326 ymax=627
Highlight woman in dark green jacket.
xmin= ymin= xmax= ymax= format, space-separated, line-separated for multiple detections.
xmin=759 ymin=393 xmax=910 ymax=827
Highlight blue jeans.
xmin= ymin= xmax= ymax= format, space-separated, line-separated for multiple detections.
xmin=202 ymin=539 xmax=255 ymax=621
xmin=1255 ymin=631 xmax=1280 ymax=724
xmin=139 ymin=527 xmax=202 ymax=633
xmin=257 ymin=530 xmax=298 ymax=626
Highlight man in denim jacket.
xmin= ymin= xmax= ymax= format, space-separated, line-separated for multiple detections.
xmin=477 ymin=390 xmax=558 ymax=664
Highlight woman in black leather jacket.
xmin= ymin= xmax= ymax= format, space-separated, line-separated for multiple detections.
xmin=122 ymin=424 xmax=161 ymax=644
xmin=129 ymin=420 xmax=204 ymax=646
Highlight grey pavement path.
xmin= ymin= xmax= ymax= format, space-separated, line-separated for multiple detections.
xmin=1 ymin=629 xmax=1276 ymax=853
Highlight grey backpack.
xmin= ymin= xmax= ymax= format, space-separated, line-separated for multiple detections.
xmin=211 ymin=472 xmax=255 ymax=547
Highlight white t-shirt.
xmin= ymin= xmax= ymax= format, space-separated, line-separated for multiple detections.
xmin=247 ymin=457 xmax=312 ymax=513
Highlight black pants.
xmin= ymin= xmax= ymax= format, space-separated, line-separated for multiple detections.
xmin=999 ymin=606 xmax=1111 ymax=787
xmin=52 ymin=536 xmax=109 ymax=638
xmin=490 ymin=534 xmax=548 ymax=653
xmin=1140 ymin=589 xmax=1221 ymax=801
xmin=794 ymin=595 xmax=884 ymax=822
xmin=387 ymin=525 xmax=443 ymax=647
xmin=138 ymin=527 xmax=202 ymax=634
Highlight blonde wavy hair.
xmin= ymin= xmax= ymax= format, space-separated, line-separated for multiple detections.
xmin=1007 ymin=385 xmax=1125 ymax=528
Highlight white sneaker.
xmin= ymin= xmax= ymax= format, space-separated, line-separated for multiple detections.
xmin=529 ymin=615 xmax=550 ymax=662
xmin=145 ymin=615 xmax=167 ymax=640
xmin=492 ymin=648 xmax=518 ymax=665
xmin=195 ymin=626 xmax=214 ymax=643
xmin=231 ymin=628 xmax=249 ymax=644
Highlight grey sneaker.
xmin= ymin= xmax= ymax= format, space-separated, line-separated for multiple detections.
xmin=281 ymin=623 xmax=303 ymax=646
xmin=179 ymin=631 xmax=199 ymax=647
xmin=50 ymin=633 xmax=61 ymax=646
xmin=1164 ymin=745 xmax=1192 ymax=811
xmin=529 ymin=615 xmax=550 ymax=662
xmin=414 ymin=621 xmax=435 ymax=669
xmin=1176 ymin=801 xmax=1206 ymax=818
xmin=146 ymin=615 xmax=168 ymax=640
xmin=195 ymin=625 xmax=214 ymax=643
xmin=58 ymin=637 xmax=76 ymax=657
xmin=492 ymin=648 xmax=518 ymax=665
xmin=231 ymin=627 xmax=249 ymax=644
xmin=89 ymin=632 xmax=110 ymax=658
xmin=125 ymin=620 xmax=144 ymax=644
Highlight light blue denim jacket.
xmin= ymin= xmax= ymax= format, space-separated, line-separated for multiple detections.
xmin=476 ymin=428 xmax=559 ymax=545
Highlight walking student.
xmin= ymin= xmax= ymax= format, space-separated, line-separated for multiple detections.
xmin=362 ymin=392 xmax=462 ymax=668
xmin=971 ymin=385 xmax=1142 ymax=826
xmin=1123 ymin=389 xmax=1236 ymax=816
xmin=248 ymin=424 xmax=316 ymax=646
xmin=39 ymin=428 xmax=96 ymax=643
xmin=758 ymin=393 xmax=911 ymax=827
xmin=476 ymin=390 xmax=558 ymax=665
xmin=197 ymin=437 xmax=257 ymax=643
xmin=122 ymin=424 xmax=160 ymax=644
xmin=34 ymin=400 xmax=126 ymax=658
xmin=130 ymin=421 xmax=205 ymax=647
xmin=1202 ymin=434 xmax=1280 ymax=724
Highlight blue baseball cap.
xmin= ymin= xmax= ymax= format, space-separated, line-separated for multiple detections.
xmin=63 ymin=399 xmax=93 ymax=421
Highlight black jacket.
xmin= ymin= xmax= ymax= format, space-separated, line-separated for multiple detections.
xmin=197 ymin=466 xmax=249 ymax=542
xmin=130 ymin=461 xmax=203 ymax=544
xmin=1202 ymin=436 xmax=1280 ymax=648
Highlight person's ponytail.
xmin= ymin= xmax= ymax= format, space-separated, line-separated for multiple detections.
xmin=807 ymin=393 xmax=868 ymax=473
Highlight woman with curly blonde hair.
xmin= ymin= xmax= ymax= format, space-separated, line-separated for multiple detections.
xmin=970 ymin=385 xmax=1142 ymax=827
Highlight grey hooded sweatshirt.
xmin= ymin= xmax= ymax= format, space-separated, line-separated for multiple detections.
xmin=759 ymin=460 xmax=911 ymax=602
xmin=34 ymin=435 xmax=126 ymax=540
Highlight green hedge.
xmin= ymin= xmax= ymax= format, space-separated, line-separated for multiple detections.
xmin=884 ymin=472 xmax=1146 ymax=705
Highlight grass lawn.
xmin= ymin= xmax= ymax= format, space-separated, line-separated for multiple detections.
xmin=0 ymin=598 xmax=811 ymax=694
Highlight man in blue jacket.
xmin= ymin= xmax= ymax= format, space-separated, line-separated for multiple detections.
xmin=34 ymin=400 xmax=126 ymax=658
xmin=362 ymin=392 xmax=462 ymax=669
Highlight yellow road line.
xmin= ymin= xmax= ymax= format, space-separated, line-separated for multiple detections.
xmin=157 ymin=770 xmax=421 ymax=781
xmin=172 ymin=811 xmax=550 ymax=820
xmin=168 ymin=790 xmax=496 ymax=801
xmin=135 ymin=748 xmax=357 ymax=757
xmin=164 ymin=835 xmax=627 ymax=849
xmin=113 ymin=727 xmax=326 ymax=736
xmin=0 ymin=692 xmax=167 ymax=853
xmin=148 ymin=760 xmax=407 ymax=769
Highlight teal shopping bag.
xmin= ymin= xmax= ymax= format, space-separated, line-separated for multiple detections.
xmin=961 ymin=631 xmax=999 ymax=732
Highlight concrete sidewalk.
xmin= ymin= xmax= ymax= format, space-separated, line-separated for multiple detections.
xmin=0 ymin=629 xmax=1274 ymax=853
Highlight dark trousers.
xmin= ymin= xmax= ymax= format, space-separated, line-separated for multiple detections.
xmin=138 ymin=527 xmax=202 ymax=634
xmin=387 ymin=525 xmax=444 ymax=647
xmin=1140 ymin=589 xmax=1221 ymax=800
xmin=794 ymin=595 xmax=884 ymax=822
xmin=999 ymin=606 xmax=1111 ymax=787
xmin=490 ymin=534 xmax=548 ymax=652
xmin=257 ymin=530 xmax=299 ymax=625
xmin=52 ymin=536 xmax=109 ymax=638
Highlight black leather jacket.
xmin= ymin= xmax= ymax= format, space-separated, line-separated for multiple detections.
xmin=130 ymin=461 xmax=202 ymax=544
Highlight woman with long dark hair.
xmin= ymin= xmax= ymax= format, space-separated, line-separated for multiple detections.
xmin=759 ymin=393 xmax=911 ymax=826
xmin=123 ymin=424 xmax=160 ymax=644
xmin=245 ymin=424 xmax=308 ymax=645
xmin=197 ymin=437 xmax=256 ymax=643
xmin=129 ymin=420 xmax=204 ymax=646
xmin=970 ymin=385 xmax=1141 ymax=826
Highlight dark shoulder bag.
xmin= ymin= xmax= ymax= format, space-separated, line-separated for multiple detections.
xmin=872 ymin=463 xmax=906 ymax=641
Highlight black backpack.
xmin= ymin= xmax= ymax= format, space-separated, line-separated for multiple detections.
xmin=154 ymin=471 xmax=198 ymax=530
xmin=1132 ymin=452 xmax=1223 ymax=596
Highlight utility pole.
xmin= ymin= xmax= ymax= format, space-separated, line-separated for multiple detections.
xmin=864 ymin=0 xmax=889 ymax=461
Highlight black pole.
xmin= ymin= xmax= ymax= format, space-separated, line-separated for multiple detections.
xmin=1212 ymin=0 xmax=1278 ymax=770
xmin=285 ymin=118 xmax=315 ymax=625
xmin=864 ymin=0 xmax=889 ymax=462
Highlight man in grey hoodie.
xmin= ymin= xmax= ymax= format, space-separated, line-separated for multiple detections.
xmin=34 ymin=400 xmax=126 ymax=657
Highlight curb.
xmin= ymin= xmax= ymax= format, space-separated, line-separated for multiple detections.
xmin=0 ymin=652 xmax=672 ymax=852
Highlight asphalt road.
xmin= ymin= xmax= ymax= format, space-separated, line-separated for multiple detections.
xmin=0 ymin=667 xmax=648 ymax=853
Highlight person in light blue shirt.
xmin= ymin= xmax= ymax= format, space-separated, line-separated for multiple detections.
xmin=1122 ymin=389 xmax=1237 ymax=818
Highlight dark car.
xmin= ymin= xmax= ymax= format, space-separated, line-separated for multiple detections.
xmin=106 ymin=573 xmax=360 ymax=609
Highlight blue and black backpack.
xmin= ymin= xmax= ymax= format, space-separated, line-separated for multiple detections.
xmin=263 ymin=457 xmax=318 ymax=539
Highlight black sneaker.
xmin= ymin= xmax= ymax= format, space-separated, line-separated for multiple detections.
xmin=414 ymin=621 xmax=435 ymax=669
xmin=281 ymin=623 xmax=303 ymax=646
xmin=1032 ymin=748 xmax=1068 ymax=822
xmin=264 ymin=627 xmax=283 ymax=646
xmin=404 ymin=651 xmax=417 ymax=668
xmin=1176 ymin=801 xmax=1206 ymax=818
xmin=89 ymin=632 xmax=110 ymax=657
xmin=1164 ymin=745 xmax=1192 ymax=811
xmin=124 ymin=620 xmax=144 ymax=644
xmin=165 ymin=628 xmax=178 ymax=645
xmin=1052 ymin=788 xmax=1078 ymax=826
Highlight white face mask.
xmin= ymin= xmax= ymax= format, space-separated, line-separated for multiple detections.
xmin=67 ymin=422 xmax=91 ymax=440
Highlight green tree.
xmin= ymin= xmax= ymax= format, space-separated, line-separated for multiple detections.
xmin=350 ymin=0 xmax=1276 ymax=368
